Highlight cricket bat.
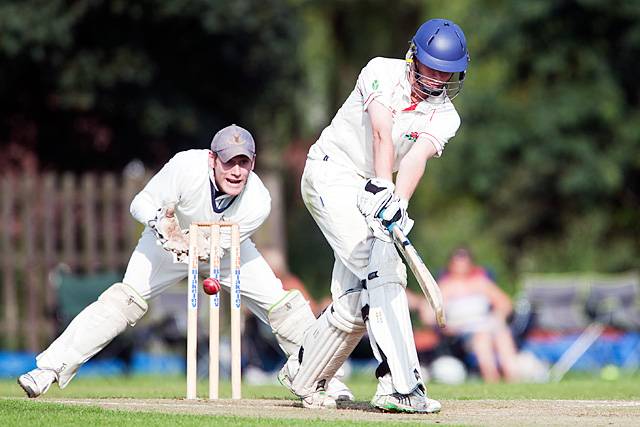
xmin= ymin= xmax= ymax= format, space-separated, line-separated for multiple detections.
xmin=389 ymin=225 xmax=446 ymax=328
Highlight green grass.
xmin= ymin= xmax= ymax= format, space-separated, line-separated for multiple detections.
xmin=1 ymin=373 xmax=639 ymax=426
xmin=0 ymin=399 xmax=417 ymax=427
xmin=429 ymin=376 xmax=640 ymax=400
xmin=2 ymin=372 xmax=640 ymax=400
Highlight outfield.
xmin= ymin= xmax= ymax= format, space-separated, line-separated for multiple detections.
xmin=2 ymin=374 xmax=640 ymax=426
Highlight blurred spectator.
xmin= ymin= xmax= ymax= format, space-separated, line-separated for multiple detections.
xmin=434 ymin=247 xmax=519 ymax=383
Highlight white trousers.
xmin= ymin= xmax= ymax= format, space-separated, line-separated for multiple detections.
xmin=123 ymin=230 xmax=286 ymax=324
xmin=36 ymin=230 xmax=287 ymax=384
xmin=301 ymin=157 xmax=422 ymax=393
xmin=301 ymin=158 xmax=373 ymax=291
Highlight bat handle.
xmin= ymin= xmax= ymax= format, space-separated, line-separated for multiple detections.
xmin=377 ymin=208 xmax=401 ymax=234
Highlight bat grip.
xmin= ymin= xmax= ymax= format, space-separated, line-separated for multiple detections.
xmin=377 ymin=208 xmax=399 ymax=232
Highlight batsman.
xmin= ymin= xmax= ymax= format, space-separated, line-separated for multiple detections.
xmin=18 ymin=124 xmax=351 ymax=401
xmin=279 ymin=19 xmax=470 ymax=412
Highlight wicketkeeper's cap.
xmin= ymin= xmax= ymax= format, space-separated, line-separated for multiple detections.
xmin=210 ymin=124 xmax=256 ymax=162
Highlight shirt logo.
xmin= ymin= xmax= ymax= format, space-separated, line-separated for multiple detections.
xmin=404 ymin=131 xmax=419 ymax=142
xmin=372 ymin=80 xmax=379 ymax=90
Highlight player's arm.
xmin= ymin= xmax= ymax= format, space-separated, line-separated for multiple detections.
xmin=394 ymin=135 xmax=438 ymax=200
xmin=356 ymin=99 xmax=398 ymax=237
xmin=367 ymin=99 xmax=395 ymax=181
xmin=483 ymin=278 xmax=513 ymax=321
xmin=130 ymin=155 xmax=183 ymax=225
xmin=129 ymin=153 xmax=200 ymax=262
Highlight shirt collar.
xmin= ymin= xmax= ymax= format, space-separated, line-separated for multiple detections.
xmin=209 ymin=168 xmax=236 ymax=213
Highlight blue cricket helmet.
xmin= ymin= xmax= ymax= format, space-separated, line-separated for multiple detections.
xmin=412 ymin=19 xmax=469 ymax=73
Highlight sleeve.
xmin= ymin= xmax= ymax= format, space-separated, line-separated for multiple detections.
xmin=129 ymin=152 xmax=191 ymax=225
xmin=356 ymin=57 xmax=394 ymax=111
xmin=218 ymin=173 xmax=271 ymax=249
xmin=417 ymin=108 xmax=461 ymax=157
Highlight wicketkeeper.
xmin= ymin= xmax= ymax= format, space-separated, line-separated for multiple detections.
xmin=279 ymin=19 xmax=470 ymax=412
xmin=18 ymin=124 xmax=351 ymax=400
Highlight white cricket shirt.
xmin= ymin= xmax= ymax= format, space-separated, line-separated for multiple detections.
xmin=308 ymin=57 xmax=461 ymax=177
xmin=130 ymin=149 xmax=270 ymax=248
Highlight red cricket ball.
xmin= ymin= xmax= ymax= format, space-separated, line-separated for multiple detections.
xmin=203 ymin=277 xmax=221 ymax=295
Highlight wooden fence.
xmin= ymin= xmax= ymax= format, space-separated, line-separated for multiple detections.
xmin=0 ymin=172 xmax=147 ymax=351
xmin=0 ymin=169 xmax=285 ymax=352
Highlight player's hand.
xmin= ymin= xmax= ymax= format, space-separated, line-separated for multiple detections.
xmin=364 ymin=216 xmax=392 ymax=242
xmin=378 ymin=198 xmax=414 ymax=235
xmin=183 ymin=227 xmax=222 ymax=262
xmin=148 ymin=205 xmax=212 ymax=263
xmin=356 ymin=178 xmax=395 ymax=219
xmin=165 ymin=231 xmax=216 ymax=264
xmin=148 ymin=204 xmax=180 ymax=244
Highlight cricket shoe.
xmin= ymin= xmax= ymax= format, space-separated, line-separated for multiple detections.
xmin=278 ymin=361 xmax=337 ymax=409
xmin=371 ymin=390 xmax=441 ymax=413
xmin=18 ymin=368 xmax=57 ymax=398
xmin=300 ymin=389 xmax=337 ymax=409
xmin=371 ymin=373 xmax=441 ymax=413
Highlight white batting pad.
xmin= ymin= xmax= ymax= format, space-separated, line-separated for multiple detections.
xmin=367 ymin=239 xmax=407 ymax=289
xmin=36 ymin=283 xmax=148 ymax=388
xmin=365 ymin=282 xmax=423 ymax=394
xmin=267 ymin=290 xmax=317 ymax=356
xmin=290 ymin=291 xmax=366 ymax=397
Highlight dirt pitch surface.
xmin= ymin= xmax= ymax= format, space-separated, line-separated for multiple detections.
xmin=44 ymin=397 xmax=640 ymax=426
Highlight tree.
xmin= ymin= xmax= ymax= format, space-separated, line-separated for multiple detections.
xmin=0 ymin=0 xmax=303 ymax=171
xmin=423 ymin=0 xmax=640 ymax=275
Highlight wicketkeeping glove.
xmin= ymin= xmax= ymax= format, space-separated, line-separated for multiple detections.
xmin=148 ymin=205 xmax=179 ymax=245
xmin=148 ymin=205 xmax=211 ymax=263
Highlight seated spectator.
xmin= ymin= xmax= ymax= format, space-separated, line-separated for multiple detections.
xmin=437 ymin=247 xmax=519 ymax=382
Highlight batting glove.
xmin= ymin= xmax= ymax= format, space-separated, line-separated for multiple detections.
xmin=356 ymin=178 xmax=395 ymax=219
xmin=378 ymin=198 xmax=414 ymax=235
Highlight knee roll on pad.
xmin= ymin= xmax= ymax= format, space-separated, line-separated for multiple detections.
xmin=327 ymin=290 xmax=366 ymax=333
xmin=267 ymin=290 xmax=316 ymax=356
xmin=367 ymin=239 xmax=407 ymax=290
xmin=98 ymin=282 xmax=148 ymax=326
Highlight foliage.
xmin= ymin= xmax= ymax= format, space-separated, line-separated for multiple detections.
xmin=0 ymin=0 xmax=302 ymax=170
xmin=428 ymin=0 xmax=640 ymax=278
